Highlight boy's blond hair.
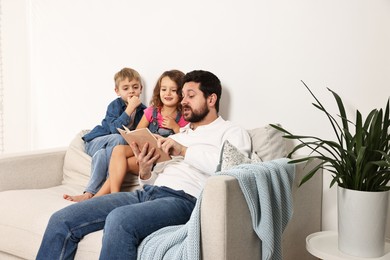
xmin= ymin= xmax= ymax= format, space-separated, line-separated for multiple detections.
xmin=114 ymin=67 xmax=142 ymax=89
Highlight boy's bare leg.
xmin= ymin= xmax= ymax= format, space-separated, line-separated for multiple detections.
xmin=63 ymin=192 xmax=94 ymax=202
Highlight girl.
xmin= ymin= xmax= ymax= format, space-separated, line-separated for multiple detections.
xmin=92 ymin=70 xmax=188 ymax=199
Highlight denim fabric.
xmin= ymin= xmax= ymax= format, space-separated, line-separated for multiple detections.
xmin=82 ymin=98 xmax=146 ymax=142
xmin=81 ymin=98 xmax=146 ymax=194
xmin=36 ymin=186 xmax=196 ymax=260
xmin=148 ymin=107 xmax=181 ymax=137
xmin=84 ymin=134 xmax=127 ymax=194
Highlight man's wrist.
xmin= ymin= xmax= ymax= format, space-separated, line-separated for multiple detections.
xmin=139 ymin=171 xmax=151 ymax=180
xmin=180 ymin=146 xmax=187 ymax=157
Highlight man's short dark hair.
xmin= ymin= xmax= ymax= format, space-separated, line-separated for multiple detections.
xmin=183 ymin=70 xmax=222 ymax=112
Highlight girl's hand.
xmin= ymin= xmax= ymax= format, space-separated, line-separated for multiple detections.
xmin=162 ymin=116 xmax=180 ymax=133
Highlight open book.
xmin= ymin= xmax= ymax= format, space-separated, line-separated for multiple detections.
xmin=117 ymin=126 xmax=171 ymax=163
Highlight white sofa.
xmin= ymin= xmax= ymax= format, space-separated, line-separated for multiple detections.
xmin=0 ymin=125 xmax=323 ymax=260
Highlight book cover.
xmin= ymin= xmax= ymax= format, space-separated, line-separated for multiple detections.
xmin=117 ymin=127 xmax=171 ymax=163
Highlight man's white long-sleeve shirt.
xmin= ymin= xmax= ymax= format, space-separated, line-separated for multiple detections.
xmin=139 ymin=116 xmax=251 ymax=198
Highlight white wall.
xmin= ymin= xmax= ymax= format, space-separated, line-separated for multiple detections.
xmin=2 ymin=0 xmax=31 ymax=151
xmin=2 ymin=0 xmax=390 ymax=231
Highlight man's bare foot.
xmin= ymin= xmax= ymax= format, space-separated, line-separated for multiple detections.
xmin=63 ymin=192 xmax=94 ymax=202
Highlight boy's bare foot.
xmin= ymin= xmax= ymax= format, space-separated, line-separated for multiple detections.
xmin=63 ymin=192 xmax=94 ymax=202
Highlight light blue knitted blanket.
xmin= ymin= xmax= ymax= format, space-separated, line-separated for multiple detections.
xmin=137 ymin=158 xmax=295 ymax=260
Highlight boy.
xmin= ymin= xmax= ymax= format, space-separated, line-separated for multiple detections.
xmin=63 ymin=67 xmax=147 ymax=202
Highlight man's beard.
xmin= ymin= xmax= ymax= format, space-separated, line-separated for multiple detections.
xmin=183 ymin=105 xmax=209 ymax=123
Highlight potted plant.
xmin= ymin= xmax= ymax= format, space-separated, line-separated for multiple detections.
xmin=270 ymin=81 xmax=390 ymax=258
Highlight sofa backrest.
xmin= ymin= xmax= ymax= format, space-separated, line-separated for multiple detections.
xmin=62 ymin=124 xmax=288 ymax=189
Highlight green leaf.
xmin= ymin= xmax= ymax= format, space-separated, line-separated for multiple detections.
xmin=270 ymin=83 xmax=390 ymax=192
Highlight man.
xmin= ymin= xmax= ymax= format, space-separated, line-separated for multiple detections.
xmin=36 ymin=70 xmax=251 ymax=260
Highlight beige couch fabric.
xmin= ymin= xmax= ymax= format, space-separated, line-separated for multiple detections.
xmin=0 ymin=124 xmax=321 ymax=260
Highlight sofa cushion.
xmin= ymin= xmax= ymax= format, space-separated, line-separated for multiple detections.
xmin=0 ymin=184 xmax=102 ymax=259
xmin=62 ymin=130 xmax=92 ymax=187
xmin=248 ymin=124 xmax=287 ymax=162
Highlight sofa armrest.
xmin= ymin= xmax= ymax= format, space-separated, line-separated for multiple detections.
xmin=0 ymin=148 xmax=66 ymax=191
xmin=200 ymin=158 xmax=322 ymax=260
xmin=201 ymin=175 xmax=261 ymax=260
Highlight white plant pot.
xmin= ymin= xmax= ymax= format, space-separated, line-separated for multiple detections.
xmin=338 ymin=186 xmax=389 ymax=258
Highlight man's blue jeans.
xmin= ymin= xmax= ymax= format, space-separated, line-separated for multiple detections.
xmin=84 ymin=134 xmax=127 ymax=194
xmin=36 ymin=185 xmax=196 ymax=260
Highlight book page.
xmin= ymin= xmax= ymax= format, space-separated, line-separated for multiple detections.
xmin=117 ymin=127 xmax=171 ymax=163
